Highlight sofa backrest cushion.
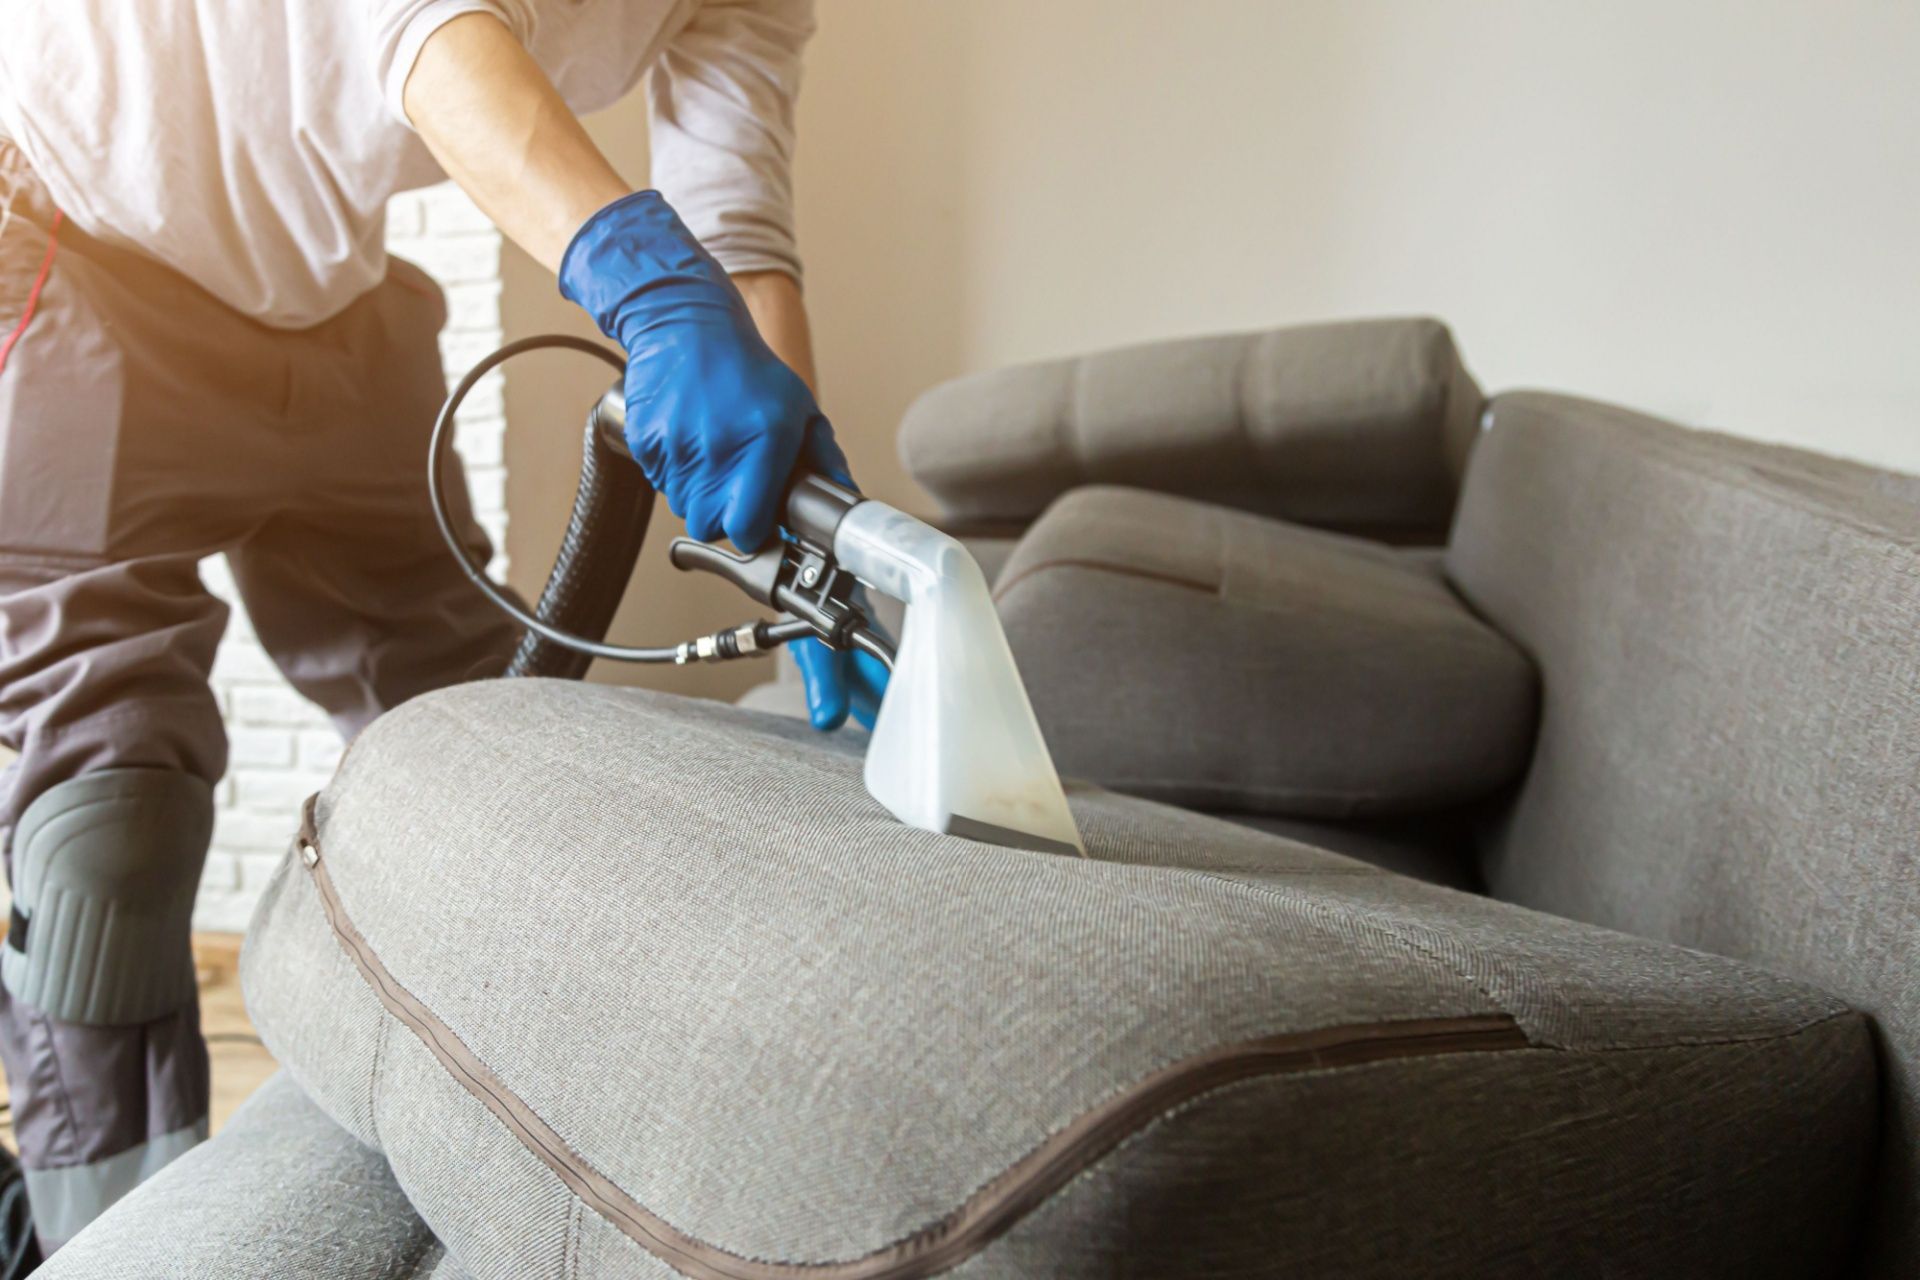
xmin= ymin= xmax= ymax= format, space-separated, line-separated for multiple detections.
xmin=899 ymin=317 xmax=1484 ymax=542
xmin=1445 ymin=392 xmax=1920 ymax=1275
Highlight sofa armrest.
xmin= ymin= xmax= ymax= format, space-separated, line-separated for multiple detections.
xmin=899 ymin=316 xmax=1484 ymax=540
xmin=239 ymin=679 xmax=1872 ymax=1279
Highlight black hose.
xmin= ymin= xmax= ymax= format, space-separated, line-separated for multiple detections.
xmin=505 ymin=390 xmax=655 ymax=677
xmin=429 ymin=333 xmax=898 ymax=675
xmin=428 ymin=336 xmax=684 ymax=666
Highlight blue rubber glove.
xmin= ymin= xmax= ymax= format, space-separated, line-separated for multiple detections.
xmin=559 ymin=191 xmax=851 ymax=552
xmin=791 ymin=637 xmax=891 ymax=732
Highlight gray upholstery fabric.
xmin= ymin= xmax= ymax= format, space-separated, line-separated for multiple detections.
xmin=995 ymin=486 xmax=1538 ymax=818
xmin=949 ymin=1036 xmax=1863 ymax=1278
xmin=731 ymin=668 xmax=810 ymax=720
xmin=1225 ymin=811 xmax=1481 ymax=892
xmin=1446 ymin=392 xmax=1920 ymax=1277
xmin=244 ymin=680 xmax=1872 ymax=1279
xmin=37 ymin=1072 xmax=445 ymax=1279
xmin=898 ymin=317 xmax=1484 ymax=541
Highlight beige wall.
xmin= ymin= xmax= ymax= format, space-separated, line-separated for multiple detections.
xmin=504 ymin=0 xmax=1918 ymax=692
xmin=794 ymin=0 xmax=1918 ymax=482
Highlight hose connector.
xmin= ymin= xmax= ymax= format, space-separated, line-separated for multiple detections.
xmin=675 ymin=622 xmax=772 ymax=664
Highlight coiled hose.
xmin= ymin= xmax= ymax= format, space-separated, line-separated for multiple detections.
xmin=505 ymin=383 xmax=653 ymax=677
xmin=428 ymin=334 xmax=869 ymax=677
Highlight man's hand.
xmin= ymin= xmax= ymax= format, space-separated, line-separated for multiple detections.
xmin=558 ymin=191 xmax=849 ymax=550
xmin=792 ymin=637 xmax=889 ymax=732
xmin=405 ymin=14 xmax=848 ymax=550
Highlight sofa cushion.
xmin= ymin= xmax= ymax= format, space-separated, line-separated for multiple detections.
xmin=994 ymin=486 xmax=1538 ymax=818
xmin=37 ymin=1072 xmax=445 ymax=1279
xmin=898 ymin=317 xmax=1485 ymax=542
xmin=1224 ymin=812 xmax=1482 ymax=893
xmin=1447 ymin=392 xmax=1920 ymax=1274
xmin=242 ymin=680 xmax=1872 ymax=1280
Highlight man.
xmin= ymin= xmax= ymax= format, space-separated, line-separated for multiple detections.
xmin=0 ymin=0 xmax=881 ymax=1258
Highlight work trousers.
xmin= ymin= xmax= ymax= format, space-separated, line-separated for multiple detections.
xmin=0 ymin=141 xmax=516 ymax=1246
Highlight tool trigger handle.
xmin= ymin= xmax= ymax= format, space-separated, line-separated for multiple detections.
xmin=667 ymin=538 xmax=785 ymax=607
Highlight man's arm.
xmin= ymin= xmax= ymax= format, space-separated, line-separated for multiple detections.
xmin=400 ymin=12 xmax=816 ymax=386
xmin=731 ymin=271 xmax=818 ymax=393
xmin=402 ymin=3 xmax=867 ymax=725
xmin=402 ymin=13 xmax=623 ymax=272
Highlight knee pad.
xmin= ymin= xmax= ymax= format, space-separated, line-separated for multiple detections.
xmin=3 ymin=768 xmax=213 ymax=1026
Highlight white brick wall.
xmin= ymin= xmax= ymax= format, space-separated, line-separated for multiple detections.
xmin=193 ymin=185 xmax=508 ymax=931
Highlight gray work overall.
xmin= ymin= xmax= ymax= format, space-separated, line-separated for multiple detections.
xmin=0 ymin=141 xmax=515 ymax=1249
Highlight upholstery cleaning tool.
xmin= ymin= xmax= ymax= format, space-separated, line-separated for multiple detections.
xmin=428 ymin=338 xmax=1083 ymax=856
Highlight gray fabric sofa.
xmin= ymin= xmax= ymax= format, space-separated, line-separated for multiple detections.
xmin=906 ymin=323 xmax=1918 ymax=1273
xmin=41 ymin=320 xmax=1916 ymax=1277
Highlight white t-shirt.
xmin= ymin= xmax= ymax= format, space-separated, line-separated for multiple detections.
xmin=0 ymin=0 xmax=811 ymax=328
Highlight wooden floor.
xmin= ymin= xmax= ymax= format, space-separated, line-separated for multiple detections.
xmin=0 ymin=934 xmax=277 ymax=1152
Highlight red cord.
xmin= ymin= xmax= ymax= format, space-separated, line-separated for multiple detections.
xmin=0 ymin=209 xmax=63 ymax=379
